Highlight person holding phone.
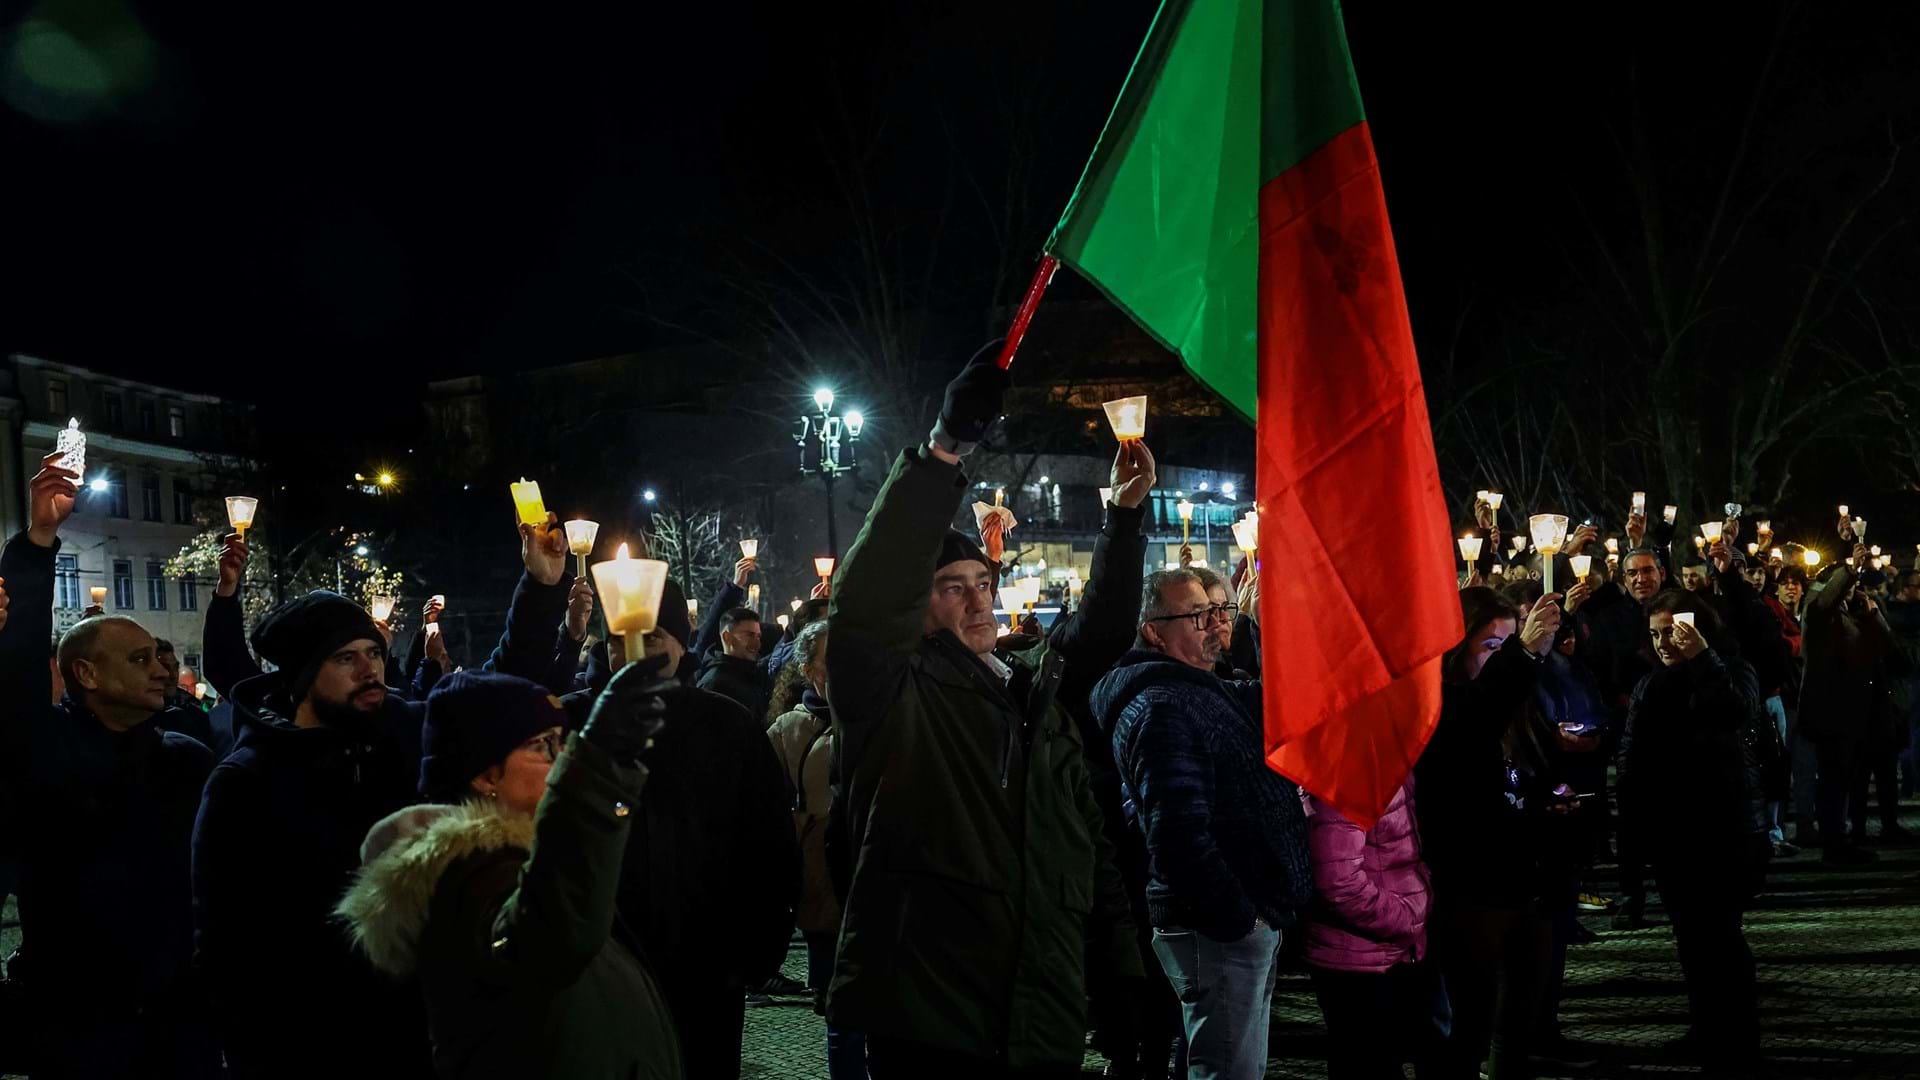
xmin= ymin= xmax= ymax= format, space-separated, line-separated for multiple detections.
xmin=1416 ymin=587 xmax=1572 ymax=1080
xmin=1619 ymin=594 xmax=1768 ymax=1068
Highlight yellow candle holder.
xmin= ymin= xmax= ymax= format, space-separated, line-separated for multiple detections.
xmin=510 ymin=478 xmax=547 ymax=528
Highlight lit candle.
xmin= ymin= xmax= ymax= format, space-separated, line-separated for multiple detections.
xmin=995 ymin=488 xmax=1005 ymax=507
xmin=1631 ymin=491 xmax=1647 ymax=515
xmin=369 ymin=595 xmax=396 ymax=622
xmin=1700 ymin=521 xmax=1723 ymax=543
xmin=510 ymin=478 xmax=547 ymax=527
xmin=1605 ymin=537 xmax=1620 ymax=554
xmin=1693 ymin=536 xmax=1706 ymax=552
xmin=1569 ymin=554 xmax=1592 ymax=581
xmin=564 ymin=519 xmax=601 ymax=578
xmin=747 ymin=584 xmax=761 ymax=609
xmin=1757 ymin=520 xmax=1771 ymax=536
xmin=1838 ymin=504 xmax=1849 ymax=519
xmin=1852 ymin=517 xmax=1868 ymax=541
xmin=1528 ymin=514 xmax=1569 ymax=593
xmin=1771 ymin=548 xmax=1783 ymax=561
xmin=790 ymin=599 xmax=803 ymax=612
xmin=1098 ymin=487 xmax=1113 ymax=507
xmin=1747 ymin=543 xmax=1759 ymax=557
xmin=1662 ymin=505 xmax=1678 ymax=525
xmin=739 ymin=538 xmax=759 ymax=560
xmin=776 ymin=614 xmax=790 ymax=629
xmin=54 ymin=418 xmax=86 ymax=484
xmin=1101 ymin=395 xmax=1148 ymax=441
xmin=814 ymin=556 xmax=836 ymax=581
xmin=1484 ymin=491 xmax=1504 ymax=512
xmin=687 ymin=598 xmax=698 ymax=619
xmin=1673 ymin=611 xmax=1696 ymax=629
xmin=1457 ymin=535 xmax=1484 ymax=570
xmin=89 ymin=585 xmax=107 ymax=606
xmin=225 ymin=496 xmax=259 ymax=537
xmin=1870 ymin=545 xmax=1882 ymax=558
xmin=1177 ymin=499 xmax=1194 ymax=545
xmin=589 ymin=543 xmax=670 ymax=642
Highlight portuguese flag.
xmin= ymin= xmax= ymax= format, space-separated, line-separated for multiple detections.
xmin=1047 ymin=0 xmax=1460 ymax=828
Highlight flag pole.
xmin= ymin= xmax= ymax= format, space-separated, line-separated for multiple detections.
xmin=993 ymin=255 xmax=1060 ymax=371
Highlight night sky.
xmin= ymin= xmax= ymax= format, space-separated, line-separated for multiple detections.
xmin=6 ymin=2 xmax=1918 ymax=464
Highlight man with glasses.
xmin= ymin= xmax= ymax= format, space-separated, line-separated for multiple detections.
xmin=1092 ymin=569 xmax=1312 ymax=1080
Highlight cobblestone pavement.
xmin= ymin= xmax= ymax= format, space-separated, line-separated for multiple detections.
xmin=745 ymin=801 xmax=1920 ymax=1079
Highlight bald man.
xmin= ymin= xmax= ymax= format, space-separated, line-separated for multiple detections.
xmin=0 ymin=452 xmax=219 ymax=1077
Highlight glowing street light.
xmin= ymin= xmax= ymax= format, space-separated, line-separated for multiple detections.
xmin=1221 ymin=482 xmax=1237 ymax=498
xmin=641 ymin=488 xmax=657 ymax=503
xmin=844 ymin=410 xmax=865 ymax=438
xmin=88 ymin=477 xmax=109 ymax=494
xmin=813 ymin=387 xmax=835 ymax=411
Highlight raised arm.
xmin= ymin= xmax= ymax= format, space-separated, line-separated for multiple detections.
xmin=689 ymin=562 xmax=750 ymax=661
xmin=0 ymin=453 xmax=78 ymax=725
xmin=1048 ymin=440 xmax=1153 ymax=681
xmin=484 ymin=516 xmax=573 ymax=681
xmin=202 ymin=534 xmax=262 ymax=696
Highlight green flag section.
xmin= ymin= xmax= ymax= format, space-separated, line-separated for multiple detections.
xmin=1049 ymin=0 xmax=1461 ymax=829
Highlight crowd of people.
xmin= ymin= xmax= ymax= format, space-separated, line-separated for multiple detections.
xmin=0 ymin=348 xmax=1911 ymax=1080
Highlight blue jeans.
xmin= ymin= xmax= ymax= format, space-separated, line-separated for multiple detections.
xmin=1763 ymin=695 xmax=1788 ymax=843
xmin=1151 ymin=922 xmax=1281 ymax=1080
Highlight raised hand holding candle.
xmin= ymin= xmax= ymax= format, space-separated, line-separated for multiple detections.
xmin=814 ymin=556 xmax=836 ymax=581
xmin=1457 ymin=535 xmax=1484 ymax=572
xmin=739 ymin=538 xmax=759 ymax=560
xmin=1673 ymin=611 xmax=1696 ymax=628
xmin=1529 ymin=514 xmax=1569 ymax=594
xmin=1700 ymin=521 xmax=1724 ymax=543
xmin=370 ymin=595 xmax=396 ymax=622
xmin=590 ymin=543 xmax=670 ymax=643
xmin=510 ymin=478 xmax=547 ymax=527
xmin=1569 ymin=554 xmax=1592 ymax=581
xmin=225 ymin=496 xmax=259 ymax=536
xmin=1484 ymin=491 xmax=1504 ymax=512
xmin=1631 ymin=491 xmax=1646 ymax=515
xmin=1662 ymin=505 xmax=1678 ymax=525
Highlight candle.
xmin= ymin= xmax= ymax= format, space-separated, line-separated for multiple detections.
xmin=1512 ymin=535 xmax=1528 ymax=553
xmin=1605 ymin=537 xmax=1619 ymax=554
xmin=777 ymin=614 xmax=790 ymax=629
xmin=1838 ymin=504 xmax=1849 ymax=519
xmin=687 ymin=598 xmax=698 ymax=619
xmin=1177 ymin=499 xmax=1194 ymax=544
xmin=563 ymin=519 xmax=600 ymax=577
xmin=739 ymin=538 xmax=759 ymax=560
xmin=225 ymin=496 xmax=259 ymax=537
xmin=1528 ymin=514 xmax=1569 ymax=593
xmin=1852 ymin=517 xmax=1868 ymax=541
xmin=510 ymin=478 xmax=547 ymax=527
xmin=814 ymin=556 xmax=836 ymax=580
xmin=1693 ymin=536 xmax=1706 ymax=551
xmin=1098 ymin=487 xmax=1113 ymax=507
xmin=1673 ymin=611 xmax=1696 ymax=629
xmin=54 ymin=418 xmax=86 ymax=484
xmin=748 ymin=584 xmax=762 ymax=610
xmin=1662 ymin=505 xmax=1678 ymax=525
xmin=589 ymin=543 xmax=670 ymax=640
xmin=1232 ymin=515 xmax=1258 ymax=553
xmin=1569 ymin=554 xmax=1592 ymax=581
xmin=995 ymin=488 xmax=1006 ymax=507
xmin=369 ymin=595 xmax=396 ymax=622
xmin=1870 ymin=545 xmax=1882 ymax=558
xmin=790 ymin=599 xmax=803 ymax=612
xmin=1631 ymin=491 xmax=1646 ymax=515
xmin=1747 ymin=543 xmax=1759 ymax=557
xmin=1457 ymin=535 xmax=1484 ymax=568
xmin=1484 ymin=492 xmax=1504 ymax=512
xmin=89 ymin=585 xmax=107 ymax=606
xmin=1101 ymin=395 xmax=1148 ymax=441
xmin=1771 ymin=548 xmax=1783 ymax=561
xmin=1757 ymin=520 xmax=1771 ymax=536
xmin=1700 ymin=521 xmax=1723 ymax=543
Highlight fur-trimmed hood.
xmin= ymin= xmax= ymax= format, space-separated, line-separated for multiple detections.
xmin=336 ymin=801 xmax=534 ymax=978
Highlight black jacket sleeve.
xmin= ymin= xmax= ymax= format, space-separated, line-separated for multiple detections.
xmin=690 ymin=580 xmax=746 ymax=661
xmin=720 ymin=702 xmax=802 ymax=983
xmin=202 ymin=592 xmax=262 ymax=697
xmin=0 ymin=534 xmax=56 ymax=783
xmin=1048 ymin=502 xmax=1148 ymax=700
xmin=484 ymin=570 xmax=574 ymax=681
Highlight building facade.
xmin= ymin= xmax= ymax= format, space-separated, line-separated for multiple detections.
xmin=0 ymin=354 xmax=257 ymax=666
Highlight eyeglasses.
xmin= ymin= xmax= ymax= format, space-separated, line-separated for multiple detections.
xmin=1147 ymin=604 xmax=1238 ymax=632
xmin=518 ymin=729 xmax=565 ymax=763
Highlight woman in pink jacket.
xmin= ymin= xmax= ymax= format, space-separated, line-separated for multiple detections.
xmin=1304 ymin=778 xmax=1448 ymax=1079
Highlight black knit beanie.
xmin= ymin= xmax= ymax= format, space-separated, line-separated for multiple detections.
xmin=419 ymin=670 xmax=569 ymax=801
xmin=253 ymin=590 xmax=383 ymax=702
xmin=937 ymin=528 xmax=994 ymax=574
xmin=655 ymin=576 xmax=693 ymax=651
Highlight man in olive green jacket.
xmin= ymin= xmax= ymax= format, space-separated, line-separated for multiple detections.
xmin=826 ymin=351 xmax=1141 ymax=1078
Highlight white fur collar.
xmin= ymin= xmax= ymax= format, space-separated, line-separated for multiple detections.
xmin=335 ymin=801 xmax=534 ymax=977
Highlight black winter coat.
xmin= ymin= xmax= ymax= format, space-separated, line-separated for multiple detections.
xmin=0 ymin=535 xmax=214 ymax=1019
xmin=1618 ymin=648 xmax=1766 ymax=860
xmin=695 ymin=649 xmax=773 ymax=721
xmin=191 ymin=674 xmax=435 ymax=1079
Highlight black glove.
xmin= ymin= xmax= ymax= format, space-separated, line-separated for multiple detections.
xmin=578 ymin=653 xmax=675 ymax=762
xmin=936 ymin=342 xmax=1012 ymax=445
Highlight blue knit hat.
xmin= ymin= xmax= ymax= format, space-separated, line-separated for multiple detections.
xmin=419 ymin=670 xmax=568 ymax=801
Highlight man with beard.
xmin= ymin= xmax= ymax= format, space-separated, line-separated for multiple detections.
xmin=192 ymin=514 xmax=580 ymax=1078
xmin=0 ymin=453 xmax=220 ymax=1077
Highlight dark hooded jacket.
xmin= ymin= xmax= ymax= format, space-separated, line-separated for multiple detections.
xmin=191 ymin=672 xmax=434 ymax=1079
xmin=1094 ymin=649 xmax=1311 ymax=942
xmin=695 ymin=648 xmax=773 ymax=720
xmin=0 ymin=532 xmax=216 ymax=1072
xmin=1618 ymin=644 xmax=1767 ymax=865
xmin=336 ymin=740 xmax=683 ymax=1080
xmin=824 ymin=447 xmax=1139 ymax=1069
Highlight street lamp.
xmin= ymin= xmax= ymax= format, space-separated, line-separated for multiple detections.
xmin=797 ymin=386 xmax=863 ymax=560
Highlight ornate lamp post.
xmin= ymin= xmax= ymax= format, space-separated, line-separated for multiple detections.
xmin=796 ymin=387 xmax=864 ymax=560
